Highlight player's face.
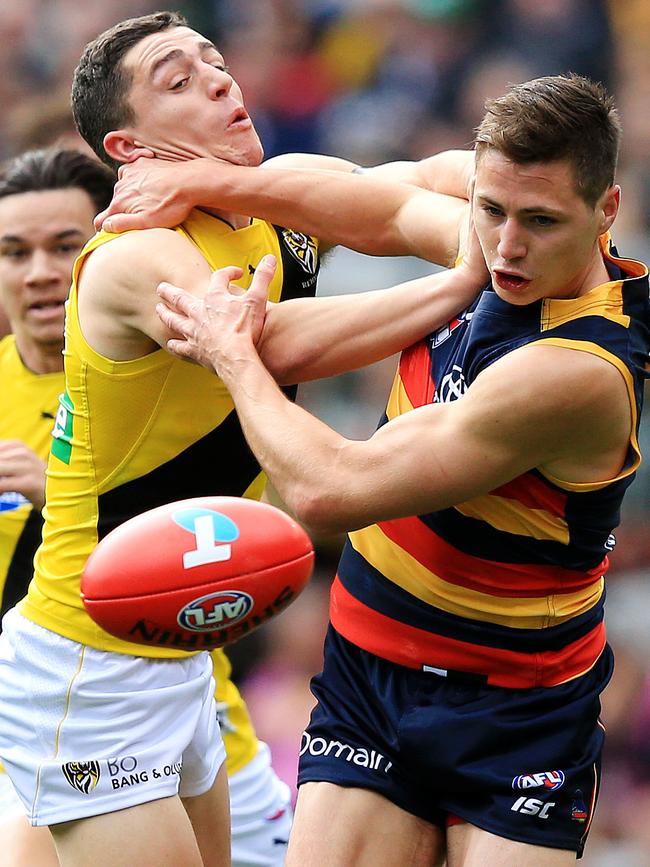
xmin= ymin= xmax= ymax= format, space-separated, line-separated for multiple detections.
xmin=119 ymin=27 xmax=264 ymax=166
xmin=473 ymin=150 xmax=618 ymax=305
xmin=0 ymin=187 xmax=95 ymax=355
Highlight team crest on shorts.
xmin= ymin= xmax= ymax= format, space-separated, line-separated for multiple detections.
xmin=281 ymin=229 xmax=318 ymax=274
xmin=571 ymin=789 xmax=588 ymax=822
xmin=62 ymin=761 xmax=101 ymax=794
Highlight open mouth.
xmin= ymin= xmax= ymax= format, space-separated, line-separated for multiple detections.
xmin=228 ymin=108 xmax=251 ymax=129
xmin=493 ymin=270 xmax=531 ymax=293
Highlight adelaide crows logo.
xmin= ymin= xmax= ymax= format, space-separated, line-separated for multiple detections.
xmin=281 ymin=229 xmax=318 ymax=274
xmin=62 ymin=760 xmax=101 ymax=794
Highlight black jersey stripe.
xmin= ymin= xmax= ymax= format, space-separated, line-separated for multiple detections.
xmin=1 ymin=508 xmax=43 ymax=621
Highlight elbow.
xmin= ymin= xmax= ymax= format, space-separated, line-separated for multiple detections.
xmin=260 ymin=339 xmax=321 ymax=386
xmin=262 ymin=351 xmax=303 ymax=387
xmin=356 ymin=227 xmax=408 ymax=258
xmin=286 ymin=487 xmax=353 ymax=537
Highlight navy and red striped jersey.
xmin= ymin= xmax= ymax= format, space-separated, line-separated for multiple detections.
xmin=331 ymin=236 xmax=650 ymax=688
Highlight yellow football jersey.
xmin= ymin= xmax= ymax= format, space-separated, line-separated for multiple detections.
xmin=16 ymin=210 xmax=318 ymax=771
xmin=0 ymin=336 xmax=61 ymax=617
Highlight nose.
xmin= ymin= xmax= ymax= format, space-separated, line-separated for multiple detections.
xmin=207 ymin=65 xmax=234 ymax=99
xmin=25 ymin=249 xmax=59 ymax=287
xmin=496 ymin=218 xmax=526 ymax=262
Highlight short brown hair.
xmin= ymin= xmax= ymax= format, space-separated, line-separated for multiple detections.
xmin=475 ymin=74 xmax=621 ymax=206
xmin=71 ymin=11 xmax=187 ymax=170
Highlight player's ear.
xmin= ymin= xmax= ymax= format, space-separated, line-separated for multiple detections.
xmin=103 ymin=130 xmax=153 ymax=164
xmin=598 ymin=184 xmax=620 ymax=234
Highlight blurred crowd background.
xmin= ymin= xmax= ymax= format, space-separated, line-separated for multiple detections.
xmin=1 ymin=1 xmax=649 ymax=863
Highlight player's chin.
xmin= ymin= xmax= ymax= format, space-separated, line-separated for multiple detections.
xmin=492 ymin=285 xmax=539 ymax=306
xmin=231 ymin=135 xmax=264 ymax=168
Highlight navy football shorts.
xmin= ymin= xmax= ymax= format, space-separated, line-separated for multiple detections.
xmin=298 ymin=626 xmax=614 ymax=857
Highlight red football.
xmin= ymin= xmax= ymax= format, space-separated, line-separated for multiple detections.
xmin=81 ymin=496 xmax=314 ymax=650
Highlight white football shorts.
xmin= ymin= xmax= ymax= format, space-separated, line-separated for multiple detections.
xmin=0 ymin=609 xmax=225 ymax=826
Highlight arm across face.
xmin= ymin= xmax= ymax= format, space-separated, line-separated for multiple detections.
xmin=96 ymin=150 xmax=473 ymax=267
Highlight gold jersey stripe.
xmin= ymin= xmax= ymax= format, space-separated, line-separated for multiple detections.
xmin=385 ymin=369 xmax=414 ymax=420
xmin=348 ymin=523 xmax=604 ymax=629
xmin=454 ymin=494 xmax=569 ymax=544
xmin=541 ymin=280 xmax=630 ymax=331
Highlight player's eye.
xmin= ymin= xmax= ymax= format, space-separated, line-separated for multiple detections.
xmin=1 ymin=247 xmax=28 ymax=260
xmin=532 ymin=215 xmax=556 ymax=227
xmin=481 ymin=204 xmax=503 ymax=218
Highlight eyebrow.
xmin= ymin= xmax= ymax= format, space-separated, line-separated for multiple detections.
xmin=0 ymin=228 xmax=87 ymax=244
xmin=477 ymin=194 xmax=563 ymax=217
xmin=150 ymin=41 xmax=221 ymax=80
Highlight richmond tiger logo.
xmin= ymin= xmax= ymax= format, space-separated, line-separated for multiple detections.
xmin=281 ymin=229 xmax=318 ymax=274
xmin=62 ymin=760 xmax=101 ymax=794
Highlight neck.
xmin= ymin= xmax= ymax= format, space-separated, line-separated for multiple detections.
xmin=14 ymin=336 xmax=64 ymax=375
xmin=575 ymin=246 xmax=612 ymax=298
xmin=200 ymin=206 xmax=252 ymax=230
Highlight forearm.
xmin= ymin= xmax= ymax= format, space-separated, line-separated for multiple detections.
xmin=262 ymin=153 xmax=360 ymax=173
xmin=182 ymin=160 xmax=463 ymax=260
xmin=218 ymin=354 xmax=348 ymax=528
xmin=260 ymin=264 xmax=481 ymax=383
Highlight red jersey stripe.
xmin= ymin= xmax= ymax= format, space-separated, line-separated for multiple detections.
xmin=398 ymin=341 xmax=435 ymax=408
xmin=376 ymin=518 xmax=608 ymax=597
xmin=489 ymin=473 xmax=568 ymax=517
xmin=330 ymin=576 xmax=607 ymax=689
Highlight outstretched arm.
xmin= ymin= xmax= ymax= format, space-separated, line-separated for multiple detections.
xmin=96 ymin=152 xmax=472 ymax=266
xmin=264 ymin=149 xmax=474 ymax=198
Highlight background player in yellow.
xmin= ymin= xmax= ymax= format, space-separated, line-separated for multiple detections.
xmin=0 ymin=146 xmax=287 ymax=867
xmin=0 ymin=146 xmax=114 ymax=867
xmin=0 ymin=11 xmax=488 ymax=867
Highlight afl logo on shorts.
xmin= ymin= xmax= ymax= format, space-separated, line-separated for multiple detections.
xmin=281 ymin=229 xmax=318 ymax=274
xmin=178 ymin=590 xmax=254 ymax=632
xmin=62 ymin=761 xmax=101 ymax=794
xmin=512 ymin=770 xmax=565 ymax=791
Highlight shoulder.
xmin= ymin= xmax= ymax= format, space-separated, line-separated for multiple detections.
xmin=474 ymin=341 xmax=628 ymax=412
xmin=465 ymin=342 xmax=630 ymax=457
xmin=78 ymin=227 xmax=212 ymax=314
xmin=81 ymin=228 xmax=204 ymax=283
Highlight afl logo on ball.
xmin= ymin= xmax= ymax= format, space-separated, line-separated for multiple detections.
xmin=62 ymin=761 xmax=101 ymax=794
xmin=178 ymin=590 xmax=254 ymax=632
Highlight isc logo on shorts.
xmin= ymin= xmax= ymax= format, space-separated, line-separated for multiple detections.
xmin=510 ymin=796 xmax=555 ymax=819
xmin=0 ymin=491 xmax=29 ymax=512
